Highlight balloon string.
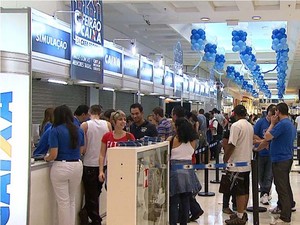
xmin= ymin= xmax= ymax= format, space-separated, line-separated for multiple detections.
xmin=192 ymin=52 xmax=203 ymax=71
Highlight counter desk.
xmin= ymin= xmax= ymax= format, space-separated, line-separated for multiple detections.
xmin=29 ymin=160 xmax=107 ymax=225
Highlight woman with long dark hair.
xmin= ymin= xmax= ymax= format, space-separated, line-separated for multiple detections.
xmin=44 ymin=105 xmax=84 ymax=225
xmin=168 ymin=118 xmax=201 ymax=225
xmin=39 ymin=107 xmax=54 ymax=135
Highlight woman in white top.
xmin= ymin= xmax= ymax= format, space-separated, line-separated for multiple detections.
xmin=167 ymin=118 xmax=201 ymax=225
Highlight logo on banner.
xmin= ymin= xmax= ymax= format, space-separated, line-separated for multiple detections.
xmin=0 ymin=92 xmax=13 ymax=225
xmin=71 ymin=0 xmax=104 ymax=83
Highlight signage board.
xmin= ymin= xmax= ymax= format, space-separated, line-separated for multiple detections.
xmin=0 ymin=73 xmax=30 ymax=225
xmin=71 ymin=0 xmax=104 ymax=83
xmin=103 ymin=47 xmax=122 ymax=74
xmin=164 ymin=69 xmax=174 ymax=87
xmin=123 ymin=55 xmax=139 ymax=78
xmin=140 ymin=61 xmax=153 ymax=81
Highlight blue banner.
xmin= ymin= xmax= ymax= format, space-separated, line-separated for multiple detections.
xmin=153 ymin=67 xmax=164 ymax=85
xmin=164 ymin=70 xmax=174 ymax=87
xmin=123 ymin=55 xmax=139 ymax=78
xmin=71 ymin=0 xmax=103 ymax=83
xmin=103 ymin=47 xmax=122 ymax=74
xmin=140 ymin=61 xmax=153 ymax=81
xmin=32 ymin=19 xmax=70 ymax=60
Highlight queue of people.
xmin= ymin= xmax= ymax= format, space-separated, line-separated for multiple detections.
xmin=33 ymin=101 xmax=298 ymax=225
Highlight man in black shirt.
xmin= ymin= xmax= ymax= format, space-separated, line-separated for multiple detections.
xmin=130 ymin=103 xmax=158 ymax=139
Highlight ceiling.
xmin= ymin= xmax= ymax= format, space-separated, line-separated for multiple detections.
xmin=101 ymin=0 xmax=300 ymax=100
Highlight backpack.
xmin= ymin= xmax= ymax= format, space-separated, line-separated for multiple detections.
xmin=213 ymin=119 xmax=223 ymax=136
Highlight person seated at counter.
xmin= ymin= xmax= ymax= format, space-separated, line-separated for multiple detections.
xmin=32 ymin=127 xmax=50 ymax=158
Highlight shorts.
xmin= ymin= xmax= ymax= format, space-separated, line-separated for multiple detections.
xmin=229 ymin=171 xmax=250 ymax=196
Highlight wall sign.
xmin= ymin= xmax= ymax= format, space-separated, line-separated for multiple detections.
xmin=164 ymin=69 xmax=174 ymax=87
xmin=123 ymin=55 xmax=139 ymax=78
xmin=71 ymin=0 xmax=104 ymax=83
xmin=103 ymin=47 xmax=122 ymax=74
xmin=140 ymin=61 xmax=153 ymax=81
xmin=32 ymin=18 xmax=70 ymax=60
xmin=0 ymin=73 xmax=30 ymax=225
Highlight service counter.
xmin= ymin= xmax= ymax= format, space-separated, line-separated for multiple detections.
xmin=29 ymin=161 xmax=107 ymax=225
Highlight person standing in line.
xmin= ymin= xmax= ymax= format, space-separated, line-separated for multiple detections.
xmin=253 ymin=104 xmax=276 ymax=205
xmin=168 ymin=118 xmax=201 ymax=225
xmin=74 ymin=105 xmax=90 ymax=127
xmin=295 ymin=113 xmax=300 ymax=163
xmin=257 ymin=102 xmax=296 ymax=225
xmin=152 ymin=106 xmax=172 ymax=141
xmin=223 ymin=105 xmax=254 ymax=225
xmin=39 ymin=107 xmax=54 ymax=136
xmin=44 ymin=105 xmax=84 ymax=225
xmin=130 ymin=103 xmax=158 ymax=139
xmin=80 ymin=105 xmax=112 ymax=225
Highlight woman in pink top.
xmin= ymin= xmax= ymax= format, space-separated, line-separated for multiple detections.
xmin=98 ymin=110 xmax=135 ymax=184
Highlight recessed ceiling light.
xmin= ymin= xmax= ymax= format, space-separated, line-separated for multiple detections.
xmin=201 ymin=17 xmax=210 ymax=22
xmin=252 ymin=16 xmax=261 ymax=20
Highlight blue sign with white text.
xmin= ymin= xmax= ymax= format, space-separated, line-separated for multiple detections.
xmin=123 ymin=55 xmax=139 ymax=78
xmin=103 ymin=47 xmax=122 ymax=74
xmin=71 ymin=0 xmax=104 ymax=83
xmin=164 ymin=70 xmax=174 ymax=87
xmin=140 ymin=61 xmax=153 ymax=81
xmin=32 ymin=19 xmax=70 ymax=60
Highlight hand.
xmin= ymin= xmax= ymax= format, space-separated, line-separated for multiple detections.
xmin=256 ymin=140 xmax=269 ymax=151
xmin=270 ymin=115 xmax=279 ymax=125
xmin=99 ymin=171 xmax=105 ymax=183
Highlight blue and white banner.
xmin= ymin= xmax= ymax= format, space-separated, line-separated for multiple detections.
xmin=123 ymin=55 xmax=139 ymax=78
xmin=153 ymin=67 xmax=164 ymax=85
xmin=71 ymin=0 xmax=103 ymax=83
xmin=0 ymin=73 xmax=30 ymax=225
xmin=140 ymin=61 xmax=153 ymax=81
xmin=164 ymin=69 xmax=174 ymax=87
xmin=103 ymin=47 xmax=122 ymax=74
xmin=32 ymin=19 xmax=70 ymax=60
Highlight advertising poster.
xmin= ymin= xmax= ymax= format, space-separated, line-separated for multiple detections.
xmin=0 ymin=73 xmax=30 ymax=225
xmin=71 ymin=0 xmax=103 ymax=83
xmin=103 ymin=47 xmax=122 ymax=74
xmin=123 ymin=55 xmax=139 ymax=78
xmin=140 ymin=61 xmax=153 ymax=81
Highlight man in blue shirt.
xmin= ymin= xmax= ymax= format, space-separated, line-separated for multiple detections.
xmin=253 ymin=104 xmax=276 ymax=205
xmin=258 ymin=102 xmax=296 ymax=225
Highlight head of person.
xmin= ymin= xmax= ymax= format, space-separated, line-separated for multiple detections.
xmin=110 ymin=110 xmax=126 ymax=130
xmin=233 ymin=105 xmax=247 ymax=119
xmin=152 ymin=107 xmax=164 ymax=122
xmin=130 ymin=103 xmax=144 ymax=125
xmin=103 ymin=109 xmax=116 ymax=122
xmin=175 ymin=117 xmax=198 ymax=143
xmin=199 ymin=108 xmax=205 ymax=115
xmin=171 ymin=105 xmax=185 ymax=122
xmin=74 ymin=104 xmax=90 ymax=122
xmin=43 ymin=107 xmax=54 ymax=123
xmin=89 ymin=105 xmax=102 ymax=117
xmin=54 ymin=105 xmax=78 ymax=148
xmin=276 ymin=102 xmax=289 ymax=118
xmin=147 ymin=114 xmax=157 ymax=126
xmin=266 ymin=104 xmax=276 ymax=121
xmin=212 ymin=108 xmax=220 ymax=114
xmin=209 ymin=110 xmax=214 ymax=119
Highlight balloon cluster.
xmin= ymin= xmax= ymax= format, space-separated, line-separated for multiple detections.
xmin=203 ymin=43 xmax=217 ymax=62
xmin=271 ymin=27 xmax=289 ymax=99
xmin=214 ymin=54 xmax=226 ymax=71
xmin=232 ymin=30 xmax=247 ymax=52
xmin=226 ymin=66 xmax=259 ymax=98
xmin=190 ymin=28 xmax=206 ymax=51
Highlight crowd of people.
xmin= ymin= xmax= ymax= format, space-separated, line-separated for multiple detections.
xmin=33 ymin=101 xmax=298 ymax=225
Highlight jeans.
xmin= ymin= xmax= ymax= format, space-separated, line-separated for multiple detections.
xmin=170 ymin=192 xmax=191 ymax=225
xmin=82 ymin=166 xmax=103 ymax=224
xmin=50 ymin=161 xmax=83 ymax=225
xmin=272 ymin=159 xmax=294 ymax=222
xmin=258 ymin=155 xmax=273 ymax=196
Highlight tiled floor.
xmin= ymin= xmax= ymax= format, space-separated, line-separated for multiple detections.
xmin=191 ymin=160 xmax=300 ymax=225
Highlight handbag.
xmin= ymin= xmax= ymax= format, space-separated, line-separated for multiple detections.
xmin=219 ymin=172 xmax=232 ymax=194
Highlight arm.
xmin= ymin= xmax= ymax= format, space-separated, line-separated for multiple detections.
xmin=80 ymin=122 xmax=88 ymax=154
xmin=264 ymin=115 xmax=278 ymax=141
xmin=223 ymin=143 xmax=235 ymax=163
xmin=99 ymin=142 xmax=107 ymax=182
xmin=44 ymin=147 xmax=58 ymax=162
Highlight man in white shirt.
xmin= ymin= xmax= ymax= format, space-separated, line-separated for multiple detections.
xmin=223 ymin=105 xmax=254 ymax=225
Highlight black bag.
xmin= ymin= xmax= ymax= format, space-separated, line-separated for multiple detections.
xmin=213 ymin=119 xmax=223 ymax=136
xmin=219 ymin=172 xmax=232 ymax=194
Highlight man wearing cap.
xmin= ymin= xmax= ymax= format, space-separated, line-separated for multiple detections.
xmin=223 ymin=105 xmax=254 ymax=225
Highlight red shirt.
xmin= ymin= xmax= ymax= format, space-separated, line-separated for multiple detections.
xmin=102 ymin=131 xmax=135 ymax=148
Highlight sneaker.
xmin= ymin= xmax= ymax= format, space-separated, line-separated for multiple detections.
xmin=260 ymin=193 xmax=270 ymax=205
xmin=291 ymin=206 xmax=296 ymax=212
xmin=223 ymin=207 xmax=235 ymax=214
xmin=225 ymin=216 xmax=246 ymax=225
xmin=269 ymin=206 xmax=281 ymax=214
xmin=270 ymin=218 xmax=291 ymax=225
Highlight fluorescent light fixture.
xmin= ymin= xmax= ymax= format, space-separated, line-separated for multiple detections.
xmin=139 ymin=93 xmax=145 ymax=96
xmin=201 ymin=17 xmax=210 ymax=22
xmin=48 ymin=79 xmax=67 ymax=85
xmin=159 ymin=96 xmax=165 ymax=99
xmin=103 ymin=87 xmax=115 ymax=92
xmin=252 ymin=16 xmax=261 ymax=20
xmin=77 ymin=81 xmax=97 ymax=85
xmin=131 ymin=43 xmax=137 ymax=55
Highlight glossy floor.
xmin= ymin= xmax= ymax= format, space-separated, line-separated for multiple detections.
xmin=190 ymin=160 xmax=300 ymax=225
